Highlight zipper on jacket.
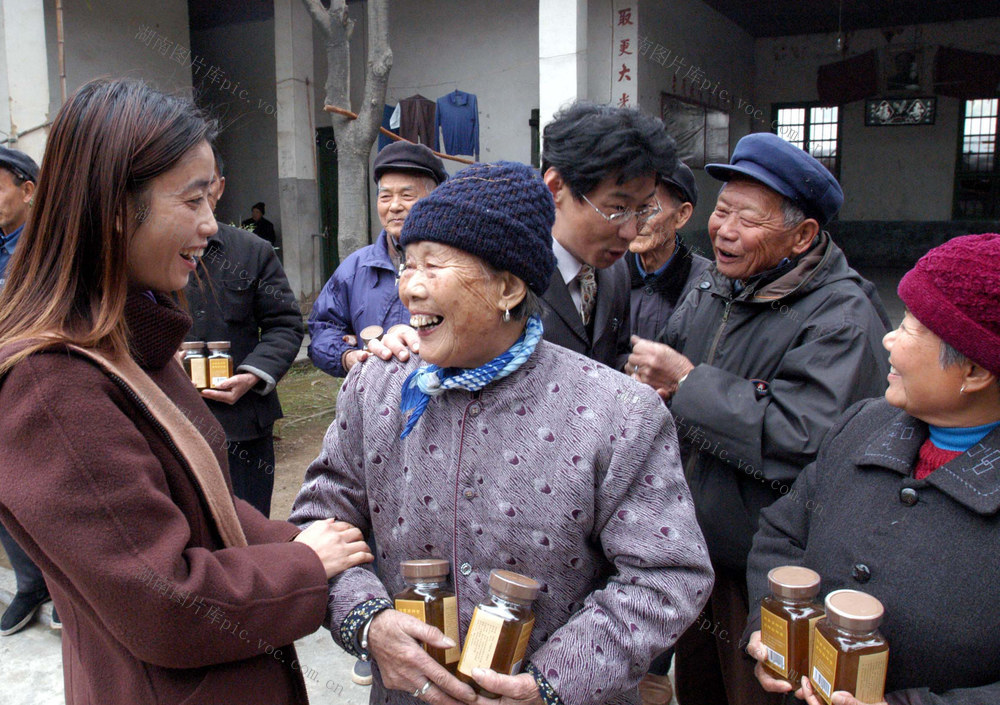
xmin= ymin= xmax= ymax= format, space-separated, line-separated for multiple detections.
xmin=683 ymin=295 xmax=733 ymax=482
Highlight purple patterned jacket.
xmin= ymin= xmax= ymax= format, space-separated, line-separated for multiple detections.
xmin=291 ymin=340 xmax=713 ymax=705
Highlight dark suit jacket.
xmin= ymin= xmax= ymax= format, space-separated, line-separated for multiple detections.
xmin=183 ymin=223 xmax=304 ymax=441
xmin=540 ymin=257 xmax=631 ymax=370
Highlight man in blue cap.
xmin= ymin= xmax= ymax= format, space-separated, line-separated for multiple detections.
xmin=0 ymin=146 xmax=39 ymax=289
xmin=628 ymin=132 xmax=890 ymax=705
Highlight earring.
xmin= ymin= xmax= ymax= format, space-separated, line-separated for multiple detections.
xmin=960 ymin=384 xmax=967 ymax=394
xmin=502 ymin=306 xmax=511 ymax=323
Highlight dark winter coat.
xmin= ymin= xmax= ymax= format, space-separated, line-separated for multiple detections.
xmin=746 ymin=397 xmax=1000 ymax=705
xmin=664 ymin=232 xmax=891 ymax=573
xmin=0 ymin=292 xmax=328 ymax=704
xmin=628 ymin=242 xmax=712 ymax=341
xmin=185 ymin=222 xmax=304 ymax=441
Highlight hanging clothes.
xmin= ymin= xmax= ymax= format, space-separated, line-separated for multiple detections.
xmin=436 ymin=90 xmax=479 ymax=160
xmin=378 ymin=104 xmax=399 ymax=152
xmin=398 ymin=95 xmax=438 ymax=150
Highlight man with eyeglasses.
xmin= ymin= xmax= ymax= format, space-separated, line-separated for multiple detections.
xmin=538 ymin=102 xmax=676 ymax=369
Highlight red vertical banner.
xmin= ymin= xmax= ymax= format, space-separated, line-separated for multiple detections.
xmin=612 ymin=1 xmax=638 ymax=108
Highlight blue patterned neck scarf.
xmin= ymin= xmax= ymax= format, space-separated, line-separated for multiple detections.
xmin=399 ymin=315 xmax=543 ymax=439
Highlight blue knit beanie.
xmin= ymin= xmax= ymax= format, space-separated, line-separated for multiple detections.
xmin=399 ymin=161 xmax=557 ymax=295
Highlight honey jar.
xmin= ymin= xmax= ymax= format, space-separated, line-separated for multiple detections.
xmin=810 ymin=589 xmax=889 ymax=704
xmin=394 ymin=559 xmax=460 ymax=673
xmin=760 ymin=565 xmax=825 ymax=686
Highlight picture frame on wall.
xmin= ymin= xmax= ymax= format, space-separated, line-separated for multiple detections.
xmin=865 ymin=97 xmax=936 ymax=126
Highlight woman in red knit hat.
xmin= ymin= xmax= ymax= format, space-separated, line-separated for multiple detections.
xmin=743 ymin=233 xmax=1000 ymax=705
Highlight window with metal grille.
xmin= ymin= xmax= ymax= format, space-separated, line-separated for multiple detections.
xmin=954 ymin=99 xmax=999 ymax=219
xmin=772 ymin=104 xmax=841 ymax=179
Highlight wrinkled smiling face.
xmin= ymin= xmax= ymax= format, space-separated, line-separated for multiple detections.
xmin=398 ymin=241 xmax=509 ymax=369
xmin=377 ymin=172 xmax=433 ymax=242
xmin=707 ymin=179 xmax=802 ymax=281
xmin=883 ymin=311 xmax=968 ymax=423
xmin=630 ymin=184 xmax=685 ymax=258
xmin=127 ymin=141 xmax=218 ymax=293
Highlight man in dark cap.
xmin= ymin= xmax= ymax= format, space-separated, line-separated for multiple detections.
xmin=627 ymin=132 xmax=891 ymax=705
xmin=308 ymin=141 xmax=447 ymax=379
xmin=241 ymin=201 xmax=277 ymax=247
xmin=0 ymin=146 xmax=39 ymax=289
xmin=628 ymin=160 xmax=711 ymax=345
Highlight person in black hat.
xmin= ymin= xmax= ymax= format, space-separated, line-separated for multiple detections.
xmin=308 ymin=141 xmax=447 ymax=380
xmin=627 ymin=160 xmax=711 ymax=348
xmin=241 ymin=201 xmax=277 ymax=247
xmin=627 ymin=131 xmax=892 ymax=705
xmin=0 ymin=146 xmax=39 ymax=287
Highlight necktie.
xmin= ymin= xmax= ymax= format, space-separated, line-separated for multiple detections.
xmin=577 ymin=264 xmax=597 ymax=325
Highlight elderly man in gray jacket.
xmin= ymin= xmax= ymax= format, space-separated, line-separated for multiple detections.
xmin=628 ymin=132 xmax=890 ymax=705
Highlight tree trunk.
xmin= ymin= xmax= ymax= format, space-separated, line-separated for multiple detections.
xmin=303 ymin=0 xmax=392 ymax=261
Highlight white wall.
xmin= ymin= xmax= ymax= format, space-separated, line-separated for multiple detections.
xmin=43 ymin=0 xmax=193 ymax=114
xmin=756 ymin=18 xmax=1000 ymax=221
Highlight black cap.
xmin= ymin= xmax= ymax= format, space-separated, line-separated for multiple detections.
xmin=252 ymin=202 xmax=266 ymax=214
xmin=0 ymin=147 xmax=39 ymax=184
xmin=659 ymin=161 xmax=698 ymax=207
xmin=373 ymin=141 xmax=448 ymax=185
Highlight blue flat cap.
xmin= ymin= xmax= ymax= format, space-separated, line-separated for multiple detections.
xmin=0 ymin=146 xmax=39 ymax=184
xmin=706 ymin=133 xmax=843 ymax=225
xmin=373 ymin=141 xmax=448 ymax=186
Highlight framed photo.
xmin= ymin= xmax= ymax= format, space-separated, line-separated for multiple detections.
xmin=884 ymin=48 xmax=924 ymax=93
xmin=865 ymin=97 xmax=936 ymax=126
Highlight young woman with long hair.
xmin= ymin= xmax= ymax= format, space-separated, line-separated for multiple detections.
xmin=0 ymin=78 xmax=371 ymax=704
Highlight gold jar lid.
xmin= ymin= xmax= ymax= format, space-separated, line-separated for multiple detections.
xmin=489 ymin=569 xmax=540 ymax=602
xmin=767 ymin=565 xmax=821 ymax=600
xmin=824 ymin=589 xmax=884 ymax=632
xmin=180 ymin=341 xmax=205 ymax=352
xmin=401 ymin=558 xmax=450 ymax=581
xmin=207 ymin=340 xmax=231 ymax=350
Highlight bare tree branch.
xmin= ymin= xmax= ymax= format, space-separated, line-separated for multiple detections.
xmin=300 ymin=0 xmax=331 ymax=36
xmin=357 ymin=0 xmax=392 ymax=143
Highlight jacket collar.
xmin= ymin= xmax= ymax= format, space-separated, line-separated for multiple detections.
xmin=360 ymin=230 xmax=398 ymax=273
xmin=628 ymin=240 xmax=696 ymax=307
xmin=854 ymin=407 xmax=1000 ymax=515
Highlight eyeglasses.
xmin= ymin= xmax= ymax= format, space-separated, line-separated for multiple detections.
xmin=581 ymin=194 xmax=662 ymax=225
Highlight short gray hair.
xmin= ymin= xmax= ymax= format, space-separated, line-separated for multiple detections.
xmin=939 ymin=340 xmax=968 ymax=368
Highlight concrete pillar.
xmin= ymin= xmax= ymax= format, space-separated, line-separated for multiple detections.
xmin=274 ymin=0 xmax=321 ymax=302
xmin=539 ymin=0 xmax=588 ymax=134
xmin=0 ymin=0 xmax=50 ymax=161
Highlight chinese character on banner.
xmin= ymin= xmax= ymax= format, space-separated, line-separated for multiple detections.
xmin=612 ymin=1 xmax=638 ymax=108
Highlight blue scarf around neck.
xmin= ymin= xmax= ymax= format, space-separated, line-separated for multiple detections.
xmin=399 ymin=315 xmax=543 ymax=439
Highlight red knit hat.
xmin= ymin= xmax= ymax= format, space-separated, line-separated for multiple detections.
xmin=898 ymin=233 xmax=1000 ymax=376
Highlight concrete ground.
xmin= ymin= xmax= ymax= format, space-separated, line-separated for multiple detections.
xmin=0 ymin=267 xmax=904 ymax=704
xmin=0 ymin=565 xmax=368 ymax=705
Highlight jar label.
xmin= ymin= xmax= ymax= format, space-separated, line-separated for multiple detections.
xmin=854 ymin=649 xmax=889 ymax=703
xmin=458 ymin=608 xmax=504 ymax=676
xmin=395 ymin=599 xmax=426 ymax=623
xmin=810 ymin=630 xmax=838 ymax=704
xmin=508 ymin=616 xmax=535 ymax=675
xmin=190 ymin=358 xmax=208 ymax=388
xmin=443 ymin=596 xmax=460 ymax=664
xmin=209 ymin=357 xmax=232 ymax=387
xmin=760 ymin=605 xmax=789 ymax=677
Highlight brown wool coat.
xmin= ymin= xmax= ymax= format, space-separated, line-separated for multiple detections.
xmin=0 ymin=292 xmax=329 ymax=704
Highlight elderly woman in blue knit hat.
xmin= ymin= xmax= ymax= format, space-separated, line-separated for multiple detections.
xmin=291 ymin=161 xmax=713 ymax=705
xmin=744 ymin=233 xmax=1000 ymax=705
